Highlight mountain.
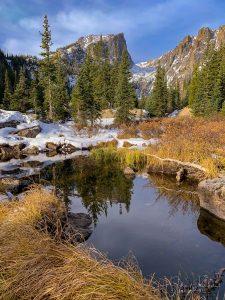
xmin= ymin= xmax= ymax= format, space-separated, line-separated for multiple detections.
xmin=56 ymin=33 xmax=133 ymax=76
xmin=133 ymin=25 xmax=225 ymax=98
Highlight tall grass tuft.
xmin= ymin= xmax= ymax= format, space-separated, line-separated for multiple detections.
xmin=0 ymin=187 xmax=160 ymax=300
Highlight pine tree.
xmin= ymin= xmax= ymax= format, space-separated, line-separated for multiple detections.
xmin=10 ymin=68 xmax=29 ymax=111
xmin=39 ymin=15 xmax=54 ymax=120
xmin=167 ymin=82 xmax=180 ymax=113
xmin=29 ymin=75 xmax=43 ymax=115
xmin=2 ymin=70 xmax=12 ymax=109
xmin=72 ymin=55 xmax=101 ymax=127
xmin=52 ymin=61 xmax=70 ymax=121
xmin=146 ymin=66 xmax=168 ymax=117
xmin=114 ymin=48 xmax=136 ymax=124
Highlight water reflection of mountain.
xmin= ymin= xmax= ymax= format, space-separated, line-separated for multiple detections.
xmin=198 ymin=209 xmax=225 ymax=247
xmin=147 ymin=173 xmax=200 ymax=216
xmin=36 ymin=156 xmax=133 ymax=224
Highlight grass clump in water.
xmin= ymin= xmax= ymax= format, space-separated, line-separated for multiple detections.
xmin=91 ymin=147 xmax=147 ymax=170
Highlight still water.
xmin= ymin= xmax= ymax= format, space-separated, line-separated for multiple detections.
xmin=38 ymin=156 xmax=225 ymax=282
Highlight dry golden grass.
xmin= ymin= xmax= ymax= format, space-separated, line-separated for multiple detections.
xmin=117 ymin=115 xmax=225 ymax=178
xmin=0 ymin=187 xmax=160 ymax=300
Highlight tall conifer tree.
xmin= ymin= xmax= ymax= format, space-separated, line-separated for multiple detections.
xmin=114 ymin=48 xmax=136 ymax=124
xmin=2 ymin=70 xmax=12 ymax=109
xmin=146 ymin=66 xmax=168 ymax=117
xmin=39 ymin=15 xmax=54 ymax=120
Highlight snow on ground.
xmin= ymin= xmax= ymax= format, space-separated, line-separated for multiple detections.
xmin=0 ymin=109 xmax=155 ymax=151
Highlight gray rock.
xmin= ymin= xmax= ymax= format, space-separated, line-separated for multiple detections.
xmin=67 ymin=212 xmax=92 ymax=228
xmin=16 ymin=126 xmax=41 ymax=138
xmin=46 ymin=142 xmax=60 ymax=151
xmin=0 ymin=143 xmax=26 ymax=161
xmin=64 ymin=212 xmax=93 ymax=243
xmin=123 ymin=166 xmax=135 ymax=176
xmin=0 ymin=120 xmax=20 ymax=129
xmin=198 ymin=178 xmax=225 ymax=221
xmin=21 ymin=146 xmax=39 ymax=155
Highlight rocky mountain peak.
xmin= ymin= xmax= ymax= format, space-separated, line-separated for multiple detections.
xmin=132 ymin=24 xmax=225 ymax=98
xmin=56 ymin=32 xmax=132 ymax=75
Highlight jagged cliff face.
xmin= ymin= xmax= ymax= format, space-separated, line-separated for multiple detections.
xmin=56 ymin=33 xmax=133 ymax=76
xmin=133 ymin=25 xmax=225 ymax=97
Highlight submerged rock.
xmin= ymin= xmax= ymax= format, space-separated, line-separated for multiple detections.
xmin=16 ymin=126 xmax=41 ymax=138
xmin=1 ymin=167 xmax=22 ymax=176
xmin=20 ymin=161 xmax=44 ymax=168
xmin=198 ymin=178 xmax=225 ymax=221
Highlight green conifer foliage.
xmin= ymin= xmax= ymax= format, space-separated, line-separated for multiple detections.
xmin=2 ymin=70 xmax=12 ymax=109
xmin=146 ymin=66 xmax=168 ymax=117
xmin=52 ymin=61 xmax=70 ymax=121
xmin=10 ymin=68 xmax=29 ymax=111
xmin=114 ymin=48 xmax=136 ymax=124
xmin=72 ymin=55 xmax=101 ymax=126
xmin=29 ymin=74 xmax=43 ymax=115
xmin=39 ymin=15 xmax=54 ymax=120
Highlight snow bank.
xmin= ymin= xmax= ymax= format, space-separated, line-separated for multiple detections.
xmin=0 ymin=109 xmax=156 ymax=154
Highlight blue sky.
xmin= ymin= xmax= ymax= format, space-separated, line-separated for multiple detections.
xmin=1 ymin=0 xmax=225 ymax=62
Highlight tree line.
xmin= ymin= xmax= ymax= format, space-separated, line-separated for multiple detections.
xmin=0 ymin=15 xmax=136 ymax=125
xmin=2 ymin=15 xmax=224 ymax=123
xmin=189 ymin=43 xmax=225 ymax=116
xmin=145 ymin=66 xmax=182 ymax=117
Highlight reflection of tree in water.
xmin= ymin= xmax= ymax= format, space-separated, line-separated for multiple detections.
xmin=37 ymin=156 xmax=133 ymax=225
xmin=147 ymin=173 xmax=200 ymax=217
xmin=38 ymin=159 xmax=76 ymax=208
xmin=70 ymin=157 xmax=133 ymax=225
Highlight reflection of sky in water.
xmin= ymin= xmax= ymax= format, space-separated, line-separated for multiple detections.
xmin=70 ymin=176 xmax=225 ymax=280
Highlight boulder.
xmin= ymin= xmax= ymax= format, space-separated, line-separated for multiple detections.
xmin=0 ymin=120 xmax=20 ymax=129
xmin=46 ymin=142 xmax=60 ymax=151
xmin=59 ymin=143 xmax=79 ymax=154
xmin=22 ymin=146 xmax=39 ymax=155
xmin=198 ymin=178 xmax=225 ymax=221
xmin=123 ymin=166 xmax=135 ymax=176
xmin=46 ymin=142 xmax=80 ymax=155
xmin=63 ymin=212 xmax=93 ymax=243
xmin=0 ymin=143 xmax=26 ymax=161
xmin=16 ymin=126 xmax=41 ymax=138
xmin=148 ymin=160 xmax=206 ymax=182
xmin=67 ymin=212 xmax=92 ymax=228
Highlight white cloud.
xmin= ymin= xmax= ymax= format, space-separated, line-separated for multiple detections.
xmin=1 ymin=0 xmax=213 ymax=57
